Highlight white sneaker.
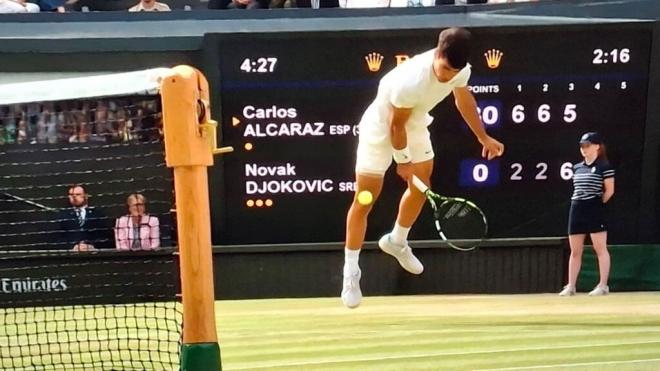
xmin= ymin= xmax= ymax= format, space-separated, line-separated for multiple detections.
xmin=588 ymin=285 xmax=609 ymax=296
xmin=378 ymin=234 xmax=424 ymax=275
xmin=558 ymin=285 xmax=576 ymax=296
xmin=341 ymin=268 xmax=362 ymax=309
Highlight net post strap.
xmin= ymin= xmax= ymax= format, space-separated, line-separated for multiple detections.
xmin=181 ymin=343 xmax=221 ymax=371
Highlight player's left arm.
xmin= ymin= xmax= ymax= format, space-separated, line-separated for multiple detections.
xmin=453 ymin=86 xmax=504 ymax=160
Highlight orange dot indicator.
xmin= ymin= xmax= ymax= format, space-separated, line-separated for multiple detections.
xmin=246 ymin=200 xmax=254 ymax=207
xmin=255 ymin=199 xmax=264 ymax=207
xmin=244 ymin=143 xmax=253 ymax=151
xmin=265 ymin=199 xmax=273 ymax=207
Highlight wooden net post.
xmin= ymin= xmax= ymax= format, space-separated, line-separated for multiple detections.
xmin=160 ymin=65 xmax=231 ymax=371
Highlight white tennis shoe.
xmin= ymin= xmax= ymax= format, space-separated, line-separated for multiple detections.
xmin=378 ymin=234 xmax=424 ymax=275
xmin=588 ymin=285 xmax=609 ymax=296
xmin=341 ymin=268 xmax=362 ymax=309
xmin=558 ymin=284 xmax=576 ymax=296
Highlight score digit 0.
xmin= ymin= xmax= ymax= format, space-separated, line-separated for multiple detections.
xmin=459 ymin=160 xmax=499 ymax=187
xmin=477 ymin=106 xmax=499 ymax=126
xmin=476 ymin=101 xmax=503 ymax=127
xmin=472 ymin=163 xmax=490 ymax=183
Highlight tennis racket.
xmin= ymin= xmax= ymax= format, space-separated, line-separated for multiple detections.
xmin=411 ymin=175 xmax=488 ymax=251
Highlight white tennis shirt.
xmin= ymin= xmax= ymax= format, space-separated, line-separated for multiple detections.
xmin=359 ymin=48 xmax=471 ymax=143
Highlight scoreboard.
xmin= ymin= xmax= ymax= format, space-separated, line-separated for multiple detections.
xmin=210 ymin=23 xmax=651 ymax=245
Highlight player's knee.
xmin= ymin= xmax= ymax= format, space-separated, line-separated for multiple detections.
xmin=569 ymin=248 xmax=583 ymax=257
xmin=350 ymin=199 xmax=374 ymax=215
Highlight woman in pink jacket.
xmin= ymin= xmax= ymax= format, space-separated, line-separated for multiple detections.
xmin=114 ymin=193 xmax=160 ymax=250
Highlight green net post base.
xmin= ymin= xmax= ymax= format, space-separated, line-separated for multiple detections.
xmin=181 ymin=343 xmax=222 ymax=371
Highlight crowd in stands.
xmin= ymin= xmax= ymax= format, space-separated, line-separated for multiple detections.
xmin=0 ymin=96 xmax=169 ymax=252
xmin=0 ymin=0 xmax=539 ymax=13
xmin=0 ymin=98 xmax=162 ymax=145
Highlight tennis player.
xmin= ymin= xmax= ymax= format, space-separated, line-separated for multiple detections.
xmin=559 ymin=132 xmax=615 ymax=296
xmin=342 ymin=27 xmax=504 ymax=308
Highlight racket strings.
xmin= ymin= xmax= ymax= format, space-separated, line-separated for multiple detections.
xmin=442 ymin=203 xmax=465 ymax=219
xmin=437 ymin=200 xmax=487 ymax=240
xmin=423 ymin=189 xmax=487 ymax=251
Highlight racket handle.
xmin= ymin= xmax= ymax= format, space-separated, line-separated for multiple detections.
xmin=411 ymin=175 xmax=429 ymax=193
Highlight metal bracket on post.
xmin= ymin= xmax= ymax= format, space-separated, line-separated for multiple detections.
xmin=197 ymin=99 xmax=233 ymax=155
xmin=199 ymin=120 xmax=233 ymax=155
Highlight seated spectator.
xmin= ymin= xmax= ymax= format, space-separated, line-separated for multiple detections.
xmin=114 ymin=193 xmax=160 ymax=251
xmin=128 ymin=0 xmax=170 ymax=11
xmin=227 ymin=0 xmax=264 ymax=8
xmin=338 ymin=0 xmax=388 ymax=7
xmin=0 ymin=0 xmax=40 ymax=13
xmin=489 ymin=0 xmax=538 ymax=3
xmin=57 ymin=184 xmax=111 ymax=251
xmin=390 ymin=0 xmax=435 ymax=6
xmin=37 ymin=104 xmax=58 ymax=144
xmin=36 ymin=0 xmax=67 ymax=12
xmin=294 ymin=0 xmax=337 ymax=7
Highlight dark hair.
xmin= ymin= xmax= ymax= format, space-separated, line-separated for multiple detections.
xmin=68 ymin=183 xmax=88 ymax=195
xmin=436 ymin=27 xmax=472 ymax=69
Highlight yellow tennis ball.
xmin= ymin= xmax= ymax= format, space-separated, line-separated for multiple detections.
xmin=357 ymin=190 xmax=373 ymax=205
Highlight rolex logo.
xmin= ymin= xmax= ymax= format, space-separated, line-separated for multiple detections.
xmin=365 ymin=52 xmax=384 ymax=72
xmin=395 ymin=54 xmax=410 ymax=66
xmin=484 ymin=49 xmax=503 ymax=69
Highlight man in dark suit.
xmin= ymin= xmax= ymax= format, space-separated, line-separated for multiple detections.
xmin=56 ymin=184 xmax=110 ymax=251
xmin=294 ymin=0 xmax=338 ymax=7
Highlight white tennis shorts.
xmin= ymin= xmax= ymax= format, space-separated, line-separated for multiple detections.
xmin=355 ymin=126 xmax=434 ymax=176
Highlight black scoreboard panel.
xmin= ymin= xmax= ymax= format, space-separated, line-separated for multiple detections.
xmin=211 ymin=23 xmax=651 ymax=245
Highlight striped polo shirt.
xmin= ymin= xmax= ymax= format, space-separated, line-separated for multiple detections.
xmin=571 ymin=159 xmax=615 ymax=201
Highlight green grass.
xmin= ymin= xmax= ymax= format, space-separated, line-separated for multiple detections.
xmin=216 ymin=293 xmax=660 ymax=371
xmin=2 ymin=294 xmax=659 ymax=370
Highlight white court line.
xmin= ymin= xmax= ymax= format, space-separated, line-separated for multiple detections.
xmin=477 ymin=357 xmax=660 ymax=370
xmin=224 ymin=340 xmax=660 ymax=370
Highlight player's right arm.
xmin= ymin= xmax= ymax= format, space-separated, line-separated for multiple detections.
xmin=390 ymin=106 xmax=412 ymax=154
xmin=453 ymin=86 xmax=504 ymax=160
xmin=390 ymin=106 xmax=414 ymax=181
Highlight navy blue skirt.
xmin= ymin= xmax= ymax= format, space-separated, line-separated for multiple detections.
xmin=568 ymin=199 xmax=607 ymax=235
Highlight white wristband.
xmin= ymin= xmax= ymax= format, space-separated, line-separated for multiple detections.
xmin=392 ymin=147 xmax=412 ymax=164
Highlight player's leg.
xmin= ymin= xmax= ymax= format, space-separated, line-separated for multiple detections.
xmin=560 ymin=233 xmax=586 ymax=296
xmin=588 ymin=231 xmax=610 ymax=295
xmin=342 ymin=137 xmax=390 ymax=308
xmin=345 ymin=173 xmax=385 ymax=251
xmin=395 ymin=159 xmax=433 ymax=239
xmin=561 ymin=201 xmax=587 ymax=296
xmin=379 ymin=130 xmax=433 ymax=275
